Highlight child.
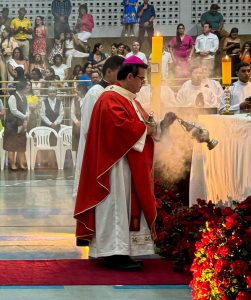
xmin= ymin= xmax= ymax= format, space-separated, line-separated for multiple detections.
xmin=122 ymin=0 xmax=138 ymax=37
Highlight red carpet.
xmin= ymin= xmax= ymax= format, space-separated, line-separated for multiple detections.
xmin=0 ymin=259 xmax=191 ymax=286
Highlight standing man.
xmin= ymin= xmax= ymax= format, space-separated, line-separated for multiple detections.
xmin=73 ymin=55 xmax=125 ymax=202
xmin=200 ymin=4 xmax=228 ymax=41
xmin=125 ymin=40 xmax=148 ymax=64
xmin=137 ymin=0 xmax=155 ymax=47
xmin=74 ymin=56 xmax=176 ymax=270
xmin=1 ymin=7 xmax=11 ymax=29
xmin=219 ymin=62 xmax=251 ymax=113
xmin=51 ymin=0 xmax=72 ymax=38
xmin=10 ymin=8 xmax=32 ymax=61
xmin=195 ymin=22 xmax=219 ymax=73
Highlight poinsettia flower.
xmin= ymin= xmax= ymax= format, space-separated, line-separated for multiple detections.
xmin=217 ymin=245 xmax=230 ymax=257
xmin=227 ymin=235 xmax=243 ymax=246
xmin=214 ymin=259 xmax=228 ymax=273
xmin=245 ymin=273 xmax=251 ymax=289
xmin=230 ymin=260 xmax=249 ymax=276
xmin=236 ymin=291 xmax=251 ymax=300
xmin=222 ymin=207 xmax=235 ymax=216
xmin=155 ymin=198 xmax=162 ymax=209
xmin=225 ymin=213 xmax=240 ymax=229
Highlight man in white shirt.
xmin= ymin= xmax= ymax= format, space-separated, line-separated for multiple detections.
xmin=219 ymin=62 xmax=251 ymax=113
xmin=176 ymin=66 xmax=218 ymax=108
xmin=125 ymin=41 xmax=148 ymax=64
xmin=73 ymin=55 xmax=125 ymax=202
xmin=195 ymin=22 xmax=219 ymax=73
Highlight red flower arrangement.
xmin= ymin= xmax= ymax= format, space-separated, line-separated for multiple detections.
xmin=190 ymin=197 xmax=251 ymax=299
xmin=154 ymin=176 xmax=223 ymax=272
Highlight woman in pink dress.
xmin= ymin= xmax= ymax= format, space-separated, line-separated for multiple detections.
xmin=33 ymin=16 xmax=48 ymax=61
xmin=168 ymin=23 xmax=195 ymax=77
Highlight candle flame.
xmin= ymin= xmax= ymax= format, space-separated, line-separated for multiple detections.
xmin=156 ymin=32 xmax=160 ymax=37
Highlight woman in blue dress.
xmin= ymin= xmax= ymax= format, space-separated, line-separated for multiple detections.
xmin=122 ymin=0 xmax=138 ymax=37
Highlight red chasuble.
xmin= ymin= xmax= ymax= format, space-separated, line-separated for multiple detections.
xmin=74 ymin=85 xmax=157 ymax=241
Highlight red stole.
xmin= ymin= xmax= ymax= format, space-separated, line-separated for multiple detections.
xmin=74 ymin=86 xmax=157 ymax=241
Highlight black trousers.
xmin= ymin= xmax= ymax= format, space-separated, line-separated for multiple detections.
xmin=138 ymin=25 xmax=154 ymax=47
xmin=54 ymin=20 xmax=70 ymax=38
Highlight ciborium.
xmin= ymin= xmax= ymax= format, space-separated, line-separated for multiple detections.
xmin=177 ymin=118 xmax=218 ymax=150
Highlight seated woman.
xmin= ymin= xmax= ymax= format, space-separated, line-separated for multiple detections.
xmin=87 ymin=43 xmax=107 ymax=70
xmin=51 ymin=54 xmax=69 ymax=81
xmin=75 ymin=4 xmax=94 ymax=44
xmin=3 ymin=80 xmax=29 ymax=171
xmin=30 ymin=68 xmax=44 ymax=96
xmin=43 ymin=67 xmax=64 ymax=90
xmin=29 ymin=53 xmax=46 ymax=76
xmin=64 ymin=31 xmax=89 ymax=68
xmin=0 ymin=27 xmax=18 ymax=93
xmin=78 ymin=62 xmax=93 ymax=89
xmin=239 ymin=41 xmax=251 ymax=64
xmin=68 ymin=64 xmax=83 ymax=88
xmin=7 ymin=47 xmax=29 ymax=81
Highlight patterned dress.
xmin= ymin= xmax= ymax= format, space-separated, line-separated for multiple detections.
xmin=122 ymin=0 xmax=138 ymax=24
xmin=33 ymin=26 xmax=47 ymax=56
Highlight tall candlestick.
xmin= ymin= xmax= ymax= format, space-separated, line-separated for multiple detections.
xmin=221 ymin=56 xmax=234 ymax=115
xmin=222 ymin=55 xmax=232 ymax=85
xmin=152 ymin=32 xmax=163 ymax=64
xmin=151 ymin=32 xmax=163 ymax=118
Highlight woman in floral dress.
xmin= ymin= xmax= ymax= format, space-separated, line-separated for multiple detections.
xmin=33 ymin=16 xmax=48 ymax=61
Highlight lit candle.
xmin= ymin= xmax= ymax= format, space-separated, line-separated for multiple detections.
xmin=151 ymin=32 xmax=163 ymax=64
xmin=222 ymin=55 xmax=232 ymax=85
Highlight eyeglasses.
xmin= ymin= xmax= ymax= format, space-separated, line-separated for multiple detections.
xmin=136 ymin=75 xmax=145 ymax=81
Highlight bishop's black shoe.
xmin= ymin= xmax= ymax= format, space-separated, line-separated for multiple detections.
xmin=102 ymin=255 xmax=143 ymax=271
xmin=76 ymin=238 xmax=89 ymax=246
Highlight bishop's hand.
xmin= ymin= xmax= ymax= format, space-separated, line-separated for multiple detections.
xmin=160 ymin=112 xmax=177 ymax=133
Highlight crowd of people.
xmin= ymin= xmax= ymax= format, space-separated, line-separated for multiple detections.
xmin=0 ymin=2 xmax=251 ymax=171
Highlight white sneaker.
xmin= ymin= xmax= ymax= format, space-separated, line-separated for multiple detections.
xmin=130 ymin=33 xmax=135 ymax=37
xmin=124 ymin=33 xmax=128 ymax=37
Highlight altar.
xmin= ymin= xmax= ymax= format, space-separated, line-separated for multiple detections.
xmin=189 ymin=114 xmax=251 ymax=206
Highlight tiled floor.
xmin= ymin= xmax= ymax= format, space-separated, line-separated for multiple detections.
xmin=0 ymin=169 xmax=191 ymax=300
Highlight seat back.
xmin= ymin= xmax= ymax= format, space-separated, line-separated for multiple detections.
xmin=59 ymin=126 xmax=72 ymax=147
xmin=29 ymin=126 xmax=59 ymax=147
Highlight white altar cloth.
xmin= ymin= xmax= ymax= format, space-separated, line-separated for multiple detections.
xmin=189 ymin=114 xmax=251 ymax=206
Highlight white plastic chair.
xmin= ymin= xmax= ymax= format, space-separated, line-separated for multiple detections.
xmin=0 ymin=129 xmax=30 ymax=170
xmin=58 ymin=126 xmax=73 ymax=169
xmin=29 ymin=126 xmax=61 ymax=170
